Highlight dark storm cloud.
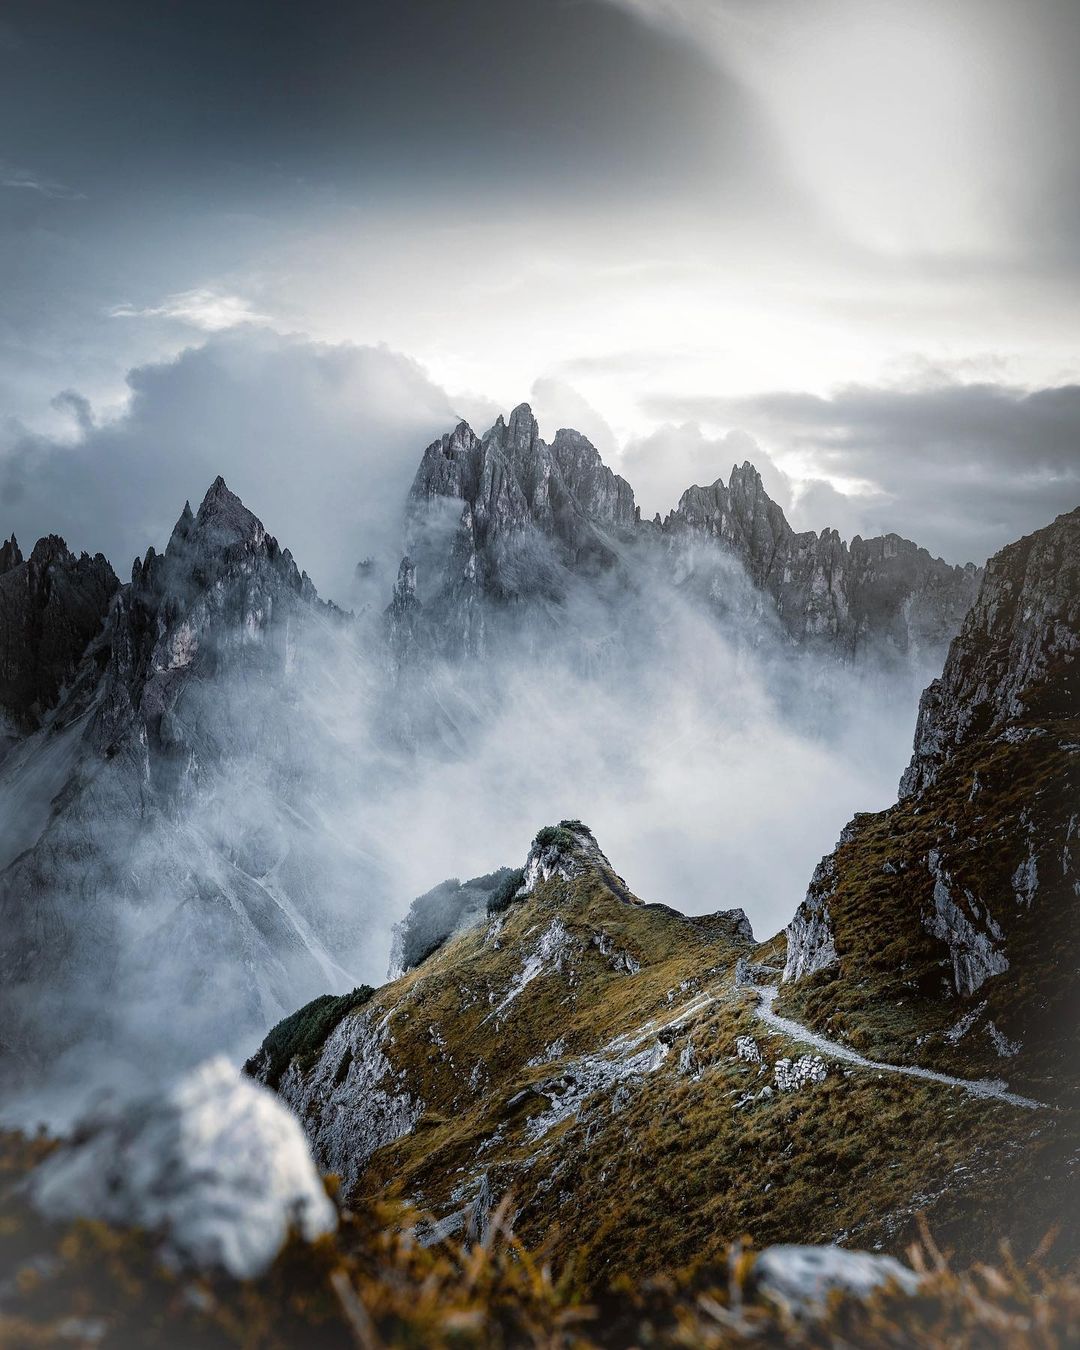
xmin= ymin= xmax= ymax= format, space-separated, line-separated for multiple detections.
xmin=0 ymin=0 xmax=776 ymax=202
xmin=0 ymin=0 xmax=799 ymax=437
xmin=0 ymin=330 xmax=459 ymax=601
xmin=645 ymin=383 xmax=1080 ymax=564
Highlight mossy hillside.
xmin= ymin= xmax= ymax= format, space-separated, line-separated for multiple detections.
xmin=365 ymin=961 xmax=1075 ymax=1290
xmin=271 ymin=836 xmax=1074 ymax=1291
xmin=775 ymin=714 xmax=1079 ymax=1103
xmin=356 ymin=867 xmax=750 ymax=1138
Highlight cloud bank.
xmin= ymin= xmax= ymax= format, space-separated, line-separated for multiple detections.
xmin=0 ymin=330 xmax=459 ymax=601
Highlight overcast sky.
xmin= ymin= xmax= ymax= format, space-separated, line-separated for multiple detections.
xmin=2 ymin=0 xmax=1078 ymax=590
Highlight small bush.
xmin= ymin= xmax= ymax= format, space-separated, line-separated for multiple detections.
xmin=244 ymin=985 xmax=375 ymax=1089
xmin=534 ymin=824 xmax=576 ymax=850
xmin=487 ymin=867 xmax=526 ymax=915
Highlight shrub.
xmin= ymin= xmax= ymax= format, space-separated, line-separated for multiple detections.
xmin=244 ymin=985 xmax=375 ymax=1089
xmin=533 ymin=824 xmax=576 ymax=850
xmin=487 ymin=867 xmax=526 ymax=915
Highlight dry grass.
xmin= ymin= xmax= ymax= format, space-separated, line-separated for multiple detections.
xmin=1 ymin=1136 xmax=1077 ymax=1350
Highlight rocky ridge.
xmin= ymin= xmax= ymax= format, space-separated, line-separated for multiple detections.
xmin=0 ymin=533 xmax=117 ymax=747
xmin=0 ymin=478 xmax=365 ymax=1084
xmin=666 ymin=462 xmax=980 ymax=659
xmin=392 ymin=403 xmax=980 ymax=667
xmin=250 ymin=818 xmax=1071 ymax=1283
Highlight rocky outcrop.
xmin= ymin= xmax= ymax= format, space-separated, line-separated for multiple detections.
xmin=664 ymin=462 xmax=980 ymax=661
xmin=0 ymin=534 xmax=117 ymax=738
xmin=519 ymin=820 xmax=632 ymax=898
xmin=901 ymin=506 xmax=1080 ymax=797
xmin=29 ymin=1056 xmax=336 ymax=1278
xmin=272 ymin=1007 xmax=424 ymax=1188
xmin=750 ymin=1245 xmax=918 ymax=1313
xmin=783 ymin=854 xmax=840 ymax=983
xmin=924 ymin=848 xmax=1009 ymax=997
xmin=398 ymin=406 xmax=638 ymax=656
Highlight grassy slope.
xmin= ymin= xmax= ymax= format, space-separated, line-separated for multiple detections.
xmin=267 ymin=854 xmax=1076 ymax=1292
xmin=3 ymin=1128 xmax=1078 ymax=1349
xmin=774 ymin=712 xmax=1079 ymax=1107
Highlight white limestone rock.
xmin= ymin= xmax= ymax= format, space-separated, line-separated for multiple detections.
xmin=752 ymin=1245 xmax=919 ymax=1314
xmin=274 ymin=1008 xmax=423 ymax=1189
xmin=925 ymin=849 xmax=1008 ymax=997
xmin=29 ymin=1057 xmax=336 ymax=1279
xmin=774 ymin=1055 xmax=827 ymax=1092
xmin=783 ymin=855 xmax=839 ymax=982
xmin=735 ymin=1035 xmax=762 ymax=1064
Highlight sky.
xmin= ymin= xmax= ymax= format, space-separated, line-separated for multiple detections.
xmin=2 ymin=0 xmax=1079 ymax=592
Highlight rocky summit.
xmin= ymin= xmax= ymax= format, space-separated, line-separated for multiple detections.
xmin=0 ymin=478 xmax=365 ymax=1087
xmin=391 ymin=405 xmax=979 ymax=669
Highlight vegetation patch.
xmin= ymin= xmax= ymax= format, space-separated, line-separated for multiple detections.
xmin=0 ymin=1126 xmax=1077 ymax=1350
xmin=244 ymin=986 xmax=375 ymax=1089
xmin=486 ymin=867 xmax=526 ymax=915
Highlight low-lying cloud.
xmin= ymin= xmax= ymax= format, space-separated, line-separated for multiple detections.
xmin=0 ymin=329 xmax=459 ymax=601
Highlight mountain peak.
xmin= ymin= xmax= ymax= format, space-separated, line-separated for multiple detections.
xmin=0 ymin=534 xmax=22 ymax=575
xmin=520 ymin=820 xmax=637 ymax=902
xmin=190 ymin=477 xmax=267 ymax=551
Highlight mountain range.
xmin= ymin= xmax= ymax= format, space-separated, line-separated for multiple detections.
xmin=0 ymin=407 xmax=1034 ymax=1111
xmin=0 ymin=407 xmax=1075 ymax=1342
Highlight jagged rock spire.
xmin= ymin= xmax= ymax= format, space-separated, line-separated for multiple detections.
xmin=0 ymin=534 xmax=22 ymax=575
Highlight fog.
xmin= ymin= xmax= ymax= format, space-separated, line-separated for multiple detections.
xmin=0 ymin=450 xmax=931 ymax=1129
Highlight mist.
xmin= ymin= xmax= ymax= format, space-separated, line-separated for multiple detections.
xmin=0 ymin=432 xmax=932 ymax=1129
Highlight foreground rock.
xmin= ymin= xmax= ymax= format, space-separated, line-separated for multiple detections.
xmin=751 ymin=1244 xmax=919 ymax=1314
xmin=29 ymin=1057 xmax=336 ymax=1278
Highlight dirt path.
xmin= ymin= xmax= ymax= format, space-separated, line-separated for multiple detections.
xmin=750 ymin=984 xmax=1046 ymax=1111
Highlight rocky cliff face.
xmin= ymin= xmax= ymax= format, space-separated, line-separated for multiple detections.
xmin=780 ymin=508 xmax=1078 ymax=1101
xmin=664 ymin=462 xmax=980 ymax=662
xmin=394 ymin=405 xmax=638 ymax=658
xmin=0 ymin=534 xmax=117 ymax=746
xmin=901 ymin=506 xmax=1080 ymax=797
xmin=389 ymin=408 xmax=978 ymax=671
xmin=0 ymin=479 xmax=367 ymax=1087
